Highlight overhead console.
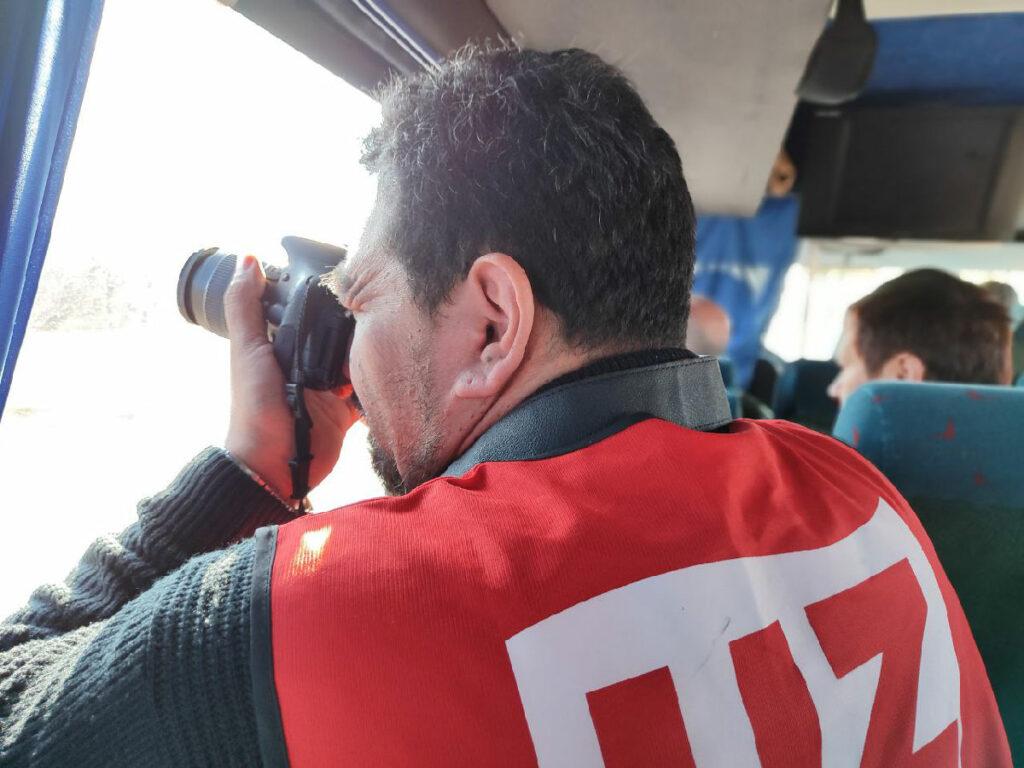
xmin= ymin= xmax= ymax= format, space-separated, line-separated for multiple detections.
xmin=792 ymin=104 xmax=1024 ymax=241
xmin=224 ymin=0 xmax=832 ymax=216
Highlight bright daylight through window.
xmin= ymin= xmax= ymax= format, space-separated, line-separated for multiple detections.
xmin=763 ymin=244 xmax=1024 ymax=362
xmin=0 ymin=0 xmax=383 ymax=615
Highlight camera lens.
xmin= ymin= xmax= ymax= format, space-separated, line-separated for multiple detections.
xmin=177 ymin=247 xmax=238 ymax=338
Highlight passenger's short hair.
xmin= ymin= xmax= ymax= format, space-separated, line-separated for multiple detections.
xmin=852 ymin=269 xmax=1010 ymax=384
xmin=361 ymin=43 xmax=696 ymax=349
xmin=979 ymin=281 xmax=1019 ymax=315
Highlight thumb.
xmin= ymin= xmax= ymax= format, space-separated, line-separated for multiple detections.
xmin=224 ymin=254 xmax=268 ymax=351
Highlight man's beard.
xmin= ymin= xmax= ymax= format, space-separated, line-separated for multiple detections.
xmin=368 ymin=431 xmax=407 ymax=496
xmin=367 ymin=428 xmax=442 ymax=496
xmin=363 ymin=355 xmax=443 ymax=496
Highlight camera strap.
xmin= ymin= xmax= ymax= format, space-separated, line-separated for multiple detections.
xmin=286 ymin=279 xmax=317 ymax=507
xmin=286 ymin=381 xmax=313 ymax=506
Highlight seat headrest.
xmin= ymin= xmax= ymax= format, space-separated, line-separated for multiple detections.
xmin=833 ymin=380 xmax=1024 ymax=507
xmin=772 ymin=358 xmax=840 ymax=432
xmin=717 ymin=357 xmax=735 ymax=389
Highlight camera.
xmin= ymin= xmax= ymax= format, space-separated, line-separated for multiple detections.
xmin=177 ymin=236 xmax=353 ymax=390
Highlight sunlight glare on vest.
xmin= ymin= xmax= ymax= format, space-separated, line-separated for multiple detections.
xmin=292 ymin=526 xmax=333 ymax=575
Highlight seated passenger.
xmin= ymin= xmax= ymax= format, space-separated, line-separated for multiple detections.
xmin=981 ymin=280 xmax=1024 ymax=379
xmin=685 ymin=294 xmax=731 ymax=357
xmin=0 ymin=46 xmax=1009 ymax=766
xmin=980 ymin=280 xmax=1022 ymax=326
xmin=686 ymin=296 xmax=773 ymax=418
xmin=829 ymin=268 xmax=1012 ymax=406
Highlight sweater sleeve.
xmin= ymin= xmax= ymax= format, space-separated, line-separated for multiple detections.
xmin=0 ymin=448 xmax=298 ymax=767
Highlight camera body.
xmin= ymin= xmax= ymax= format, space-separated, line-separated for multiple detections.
xmin=177 ymin=236 xmax=353 ymax=390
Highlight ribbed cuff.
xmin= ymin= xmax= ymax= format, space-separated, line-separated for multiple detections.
xmin=225 ymin=452 xmax=312 ymax=514
xmin=139 ymin=448 xmax=302 ymax=569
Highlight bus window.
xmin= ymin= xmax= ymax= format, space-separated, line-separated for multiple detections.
xmin=764 ymin=241 xmax=1024 ymax=364
xmin=0 ymin=0 xmax=383 ymax=616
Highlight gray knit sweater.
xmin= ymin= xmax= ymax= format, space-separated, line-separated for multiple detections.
xmin=0 ymin=353 xmax=701 ymax=766
xmin=0 ymin=448 xmax=296 ymax=767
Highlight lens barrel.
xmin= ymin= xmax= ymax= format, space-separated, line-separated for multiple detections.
xmin=179 ymin=239 xmax=351 ymax=390
xmin=177 ymin=247 xmax=238 ymax=338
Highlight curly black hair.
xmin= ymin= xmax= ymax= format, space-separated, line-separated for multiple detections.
xmin=361 ymin=42 xmax=696 ymax=349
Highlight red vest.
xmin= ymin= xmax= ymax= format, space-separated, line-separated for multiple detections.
xmin=267 ymin=418 xmax=1010 ymax=766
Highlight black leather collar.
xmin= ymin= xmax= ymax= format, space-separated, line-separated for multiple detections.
xmin=442 ymin=356 xmax=732 ymax=477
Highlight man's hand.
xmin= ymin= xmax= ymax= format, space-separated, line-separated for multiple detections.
xmin=224 ymin=255 xmax=359 ymax=501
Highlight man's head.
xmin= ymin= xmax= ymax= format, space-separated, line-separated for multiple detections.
xmin=828 ymin=269 xmax=1012 ymax=407
xmin=686 ymin=296 xmax=731 ymax=357
xmin=980 ymin=280 xmax=1023 ymax=326
xmin=327 ymin=44 xmax=696 ymax=494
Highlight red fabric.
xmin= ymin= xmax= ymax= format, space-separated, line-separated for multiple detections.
xmin=731 ymin=621 xmax=821 ymax=766
xmin=805 ymin=560 xmax=958 ymax=766
xmin=269 ymin=418 xmax=1010 ymax=766
xmin=587 ymin=667 xmax=696 ymax=768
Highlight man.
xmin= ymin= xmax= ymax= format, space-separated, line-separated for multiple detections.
xmin=1 ymin=45 xmax=1009 ymax=766
xmin=980 ymin=280 xmax=1023 ymax=328
xmin=980 ymin=280 xmax=1024 ymax=379
xmin=829 ymin=268 xmax=1013 ymax=407
xmin=686 ymin=297 xmax=775 ymax=419
xmin=685 ymin=295 xmax=731 ymax=358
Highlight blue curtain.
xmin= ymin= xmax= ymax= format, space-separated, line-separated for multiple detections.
xmin=692 ymin=196 xmax=800 ymax=389
xmin=0 ymin=0 xmax=105 ymax=418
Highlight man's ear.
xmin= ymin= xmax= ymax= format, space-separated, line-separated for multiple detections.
xmin=881 ymin=351 xmax=927 ymax=383
xmin=452 ymin=253 xmax=535 ymax=400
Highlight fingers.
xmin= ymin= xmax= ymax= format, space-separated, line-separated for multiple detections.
xmin=307 ymin=388 xmax=362 ymax=439
xmin=225 ymin=255 xmax=268 ymax=352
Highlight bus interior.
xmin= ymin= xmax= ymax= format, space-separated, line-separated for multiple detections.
xmin=1 ymin=0 xmax=1023 ymax=761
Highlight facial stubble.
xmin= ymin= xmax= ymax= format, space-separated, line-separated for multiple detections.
xmin=364 ymin=341 xmax=443 ymax=496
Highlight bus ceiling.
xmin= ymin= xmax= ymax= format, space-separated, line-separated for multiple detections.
xmin=221 ymin=0 xmax=834 ymax=217
xmin=221 ymin=0 xmax=1024 ymax=240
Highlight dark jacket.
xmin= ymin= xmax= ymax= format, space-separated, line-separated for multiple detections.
xmin=0 ymin=351 xmax=701 ymax=766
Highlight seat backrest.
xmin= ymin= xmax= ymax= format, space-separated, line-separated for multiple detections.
xmin=717 ymin=357 xmax=735 ymax=389
xmin=748 ymin=357 xmax=780 ymax=406
xmin=771 ymin=358 xmax=840 ymax=432
xmin=1013 ymin=322 xmax=1024 ymax=380
xmin=726 ymin=388 xmax=742 ymax=419
xmin=833 ymin=380 xmax=1024 ymax=761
